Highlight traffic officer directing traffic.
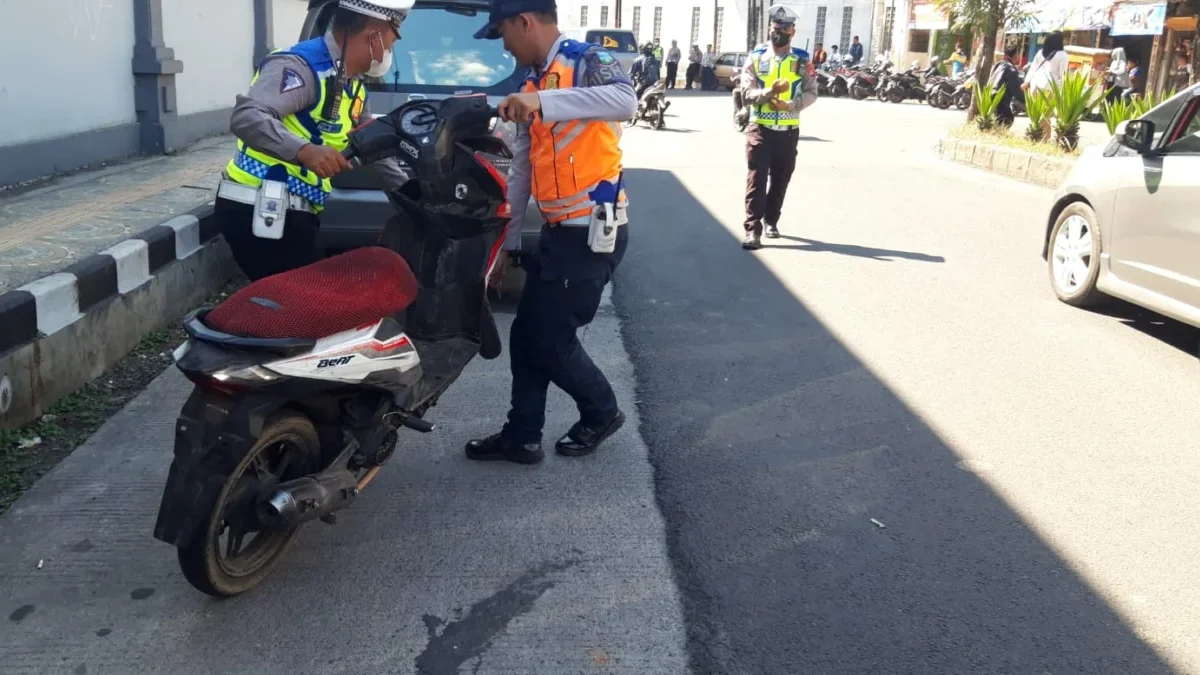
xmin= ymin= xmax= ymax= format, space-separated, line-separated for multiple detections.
xmin=218 ymin=0 xmax=413 ymax=281
xmin=466 ymin=0 xmax=636 ymax=465
xmin=739 ymin=4 xmax=818 ymax=250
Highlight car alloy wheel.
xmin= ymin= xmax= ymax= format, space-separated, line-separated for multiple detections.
xmin=1051 ymin=214 xmax=1093 ymax=295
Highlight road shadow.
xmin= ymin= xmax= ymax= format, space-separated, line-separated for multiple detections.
xmin=798 ymin=135 xmax=831 ymax=142
xmin=614 ymin=167 xmax=1177 ymax=675
xmin=768 ymin=234 xmax=945 ymax=262
xmin=1093 ymin=298 xmax=1200 ymax=358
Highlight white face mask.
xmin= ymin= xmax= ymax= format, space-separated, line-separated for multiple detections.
xmin=366 ymin=33 xmax=393 ymax=77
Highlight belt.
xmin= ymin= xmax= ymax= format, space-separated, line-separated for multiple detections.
xmin=754 ymin=124 xmax=800 ymax=133
xmin=217 ymin=179 xmax=317 ymax=214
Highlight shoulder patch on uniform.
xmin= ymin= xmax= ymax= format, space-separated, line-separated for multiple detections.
xmin=280 ymin=68 xmax=305 ymax=94
xmin=594 ymin=49 xmax=616 ymax=64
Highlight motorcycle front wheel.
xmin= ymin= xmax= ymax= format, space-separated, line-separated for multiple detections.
xmin=176 ymin=412 xmax=320 ymax=597
xmin=654 ymin=112 xmax=666 ymax=130
xmin=888 ymin=89 xmax=906 ymax=104
xmin=955 ymin=91 xmax=971 ymax=110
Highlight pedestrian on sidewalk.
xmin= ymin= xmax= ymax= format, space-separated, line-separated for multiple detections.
xmin=702 ymin=44 xmax=717 ymax=90
xmin=739 ymin=4 xmax=817 ymax=250
xmin=218 ymin=0 xmax=414 ymax=281
xmin=666 ymin=40 xmax=682 ymax=88
xmin=466 ymin=0 xmax=634 ymax=465
xmin=686 ymin=44 xmax=702 ymax=89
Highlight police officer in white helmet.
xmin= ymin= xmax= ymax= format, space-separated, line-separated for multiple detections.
xmin=217 ymin=0 xmax=415 ymax=281
xmin=739 ymin=4 xmax=818 ymax=250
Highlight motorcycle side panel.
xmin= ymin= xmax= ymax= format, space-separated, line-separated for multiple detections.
xmin=266 ymin=319 xmax=420 ymax=384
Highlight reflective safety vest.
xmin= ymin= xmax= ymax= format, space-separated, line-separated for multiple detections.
xmin=523 ymin=39 xmax=627 ymax=224
xmin=224 ymin=37 xmax=366 ymax=213
xmin=747 ymin=45 xmax=811 ymax=129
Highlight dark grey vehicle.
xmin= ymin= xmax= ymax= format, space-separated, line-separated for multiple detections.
xmin=302 ymin=0 xmax=543 ymax=258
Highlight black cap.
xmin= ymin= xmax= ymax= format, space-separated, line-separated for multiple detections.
xmin=474 ymin=0 xmax=556 ymax=40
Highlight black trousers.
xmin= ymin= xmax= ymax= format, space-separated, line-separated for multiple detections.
xmin=666 ymin=61 xmax=679 ymax=88
xmin=215 ymin=197 xmax=322 ymax=281
xmin=685 ymin=62 xmax=701 ymax=89
xmin=502 ymin=225 xmax=629 ymax=444
xmin=744 ymin=125 xmax=799 ymax=233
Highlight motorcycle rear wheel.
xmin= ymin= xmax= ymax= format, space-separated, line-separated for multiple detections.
xmin=888 ymin=89 xmax=905 ymax=104
xmin=955 ymin=92 xmax=971 ymax=110
xmin=177 ymin=412 xmax=320 ymax=597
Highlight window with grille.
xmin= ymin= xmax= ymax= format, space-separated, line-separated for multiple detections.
xmin=814 ymin=7 xmax=827 ymax=47
xmin=633 ymin=6 xmax=642 ymax=40
xmin=690 ymin=7 xmax=701 ymax=46
xmin=840 ymin=8 xmax=853 ymax=54
xmin=601 ymin=6 xmax=609 ymax=27
xmin=580 ymin=5 xmax=589 ymax=27
xmin=715 ymin=7 xmax=724 ymax=49
xmin=908 ymin=29 xmax=929 ymax=53
xmin=882 ymin=6 xmax=894 ymax=52
xmin=654 ymin=7 xmax=663 ymax=40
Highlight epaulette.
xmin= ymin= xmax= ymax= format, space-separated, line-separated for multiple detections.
xmin=791 ymin=47 xmax=811 ymax=60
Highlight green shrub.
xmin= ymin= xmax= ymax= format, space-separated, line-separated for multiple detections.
xmin=1046 ymin=71 xmax=1103 ymax=151
xmin=973 ymin=82 xmax=1006 ymax=132
xmin=1024 ymin=89 xmax=1051 ymax=142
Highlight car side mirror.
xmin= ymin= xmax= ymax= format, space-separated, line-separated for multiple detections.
xmin=1116 ymin=119 xmax=1155 ymax=154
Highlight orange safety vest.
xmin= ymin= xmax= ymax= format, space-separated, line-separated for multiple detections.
xmin=523 ymin=39 xmax=626 ymax=224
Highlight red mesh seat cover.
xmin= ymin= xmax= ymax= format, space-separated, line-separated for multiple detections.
xmin=206 ymin=247 xmax=419 ymax=340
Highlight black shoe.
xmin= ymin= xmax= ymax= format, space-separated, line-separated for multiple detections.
xmin=742 ymin=231 xmax=762 ymax=250
xmin=556 ymin=411 xmax=626 ymax=457
xmin=764 ymin=223 xmax=780 ymax=239
xmin=465 ymin=434 xmax=544 ymax=465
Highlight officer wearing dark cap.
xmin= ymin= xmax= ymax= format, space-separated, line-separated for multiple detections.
xmin=464 ymin=0 xmax=638 ymax=465
xmin=739 ymin=4 xmax=818 ymax=250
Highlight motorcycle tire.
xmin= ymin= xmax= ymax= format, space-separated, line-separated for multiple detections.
xmin=176 ymin=412 xmax=320 ymax=597
xmin=626 ymin=114 xmax=639 ymax=127
xmin=850 ymin=85 xmax=868 ymax=100
xmin=954 ymin=91 xmax=970 ymax=110
xmin=876 ymin=87 xmax=888 ymax=102
xmin=654 ymin=113 xmax=665 ymax=130
xmin=888 ymin=89 xmax=905 ymax=104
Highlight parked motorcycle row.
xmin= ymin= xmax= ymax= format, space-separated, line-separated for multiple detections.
xmin=731 ymin=54 xmax=1028 ymax=131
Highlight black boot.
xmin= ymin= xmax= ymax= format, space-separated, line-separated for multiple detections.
xmin=465 ymin=434 xmax=544 ymax=465
xmin=556 ymin=411 xmax=626 ymax=457
xmin=764 ymin=222 xmax=780 ymax=239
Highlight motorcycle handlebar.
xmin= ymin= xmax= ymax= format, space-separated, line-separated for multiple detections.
xmin=342 ymin=102 xmax=502 ymax=166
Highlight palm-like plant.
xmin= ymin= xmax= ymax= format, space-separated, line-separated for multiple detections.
xmin=1046 ymin=71 xmax=1103 ymax=151
xmin=1100 ymin=97 xmax=1134 ymax=135
xmin=1023 ymin=89 xmax=1051 ymax=142
xmin=973 ymin=82 xmax=1006 ymax=132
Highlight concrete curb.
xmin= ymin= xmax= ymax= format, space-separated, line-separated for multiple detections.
xmin=936 ymin=136 xmax=1076 ymax=188
xmin=0 ymin=203 xmax=236 ymax=428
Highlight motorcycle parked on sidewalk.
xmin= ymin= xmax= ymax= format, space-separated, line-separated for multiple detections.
xmin=849 ymin=58 xmax=889 ymax=100
xmin=952 ymin=68 xmax=976 ymax=110
xmin=629 ymin=79 xmax=670 ymax=130
xmin=885 ymin=61 xmax=928 ymax=104
xmin=152 ymin=94 xmax=513 ymax=597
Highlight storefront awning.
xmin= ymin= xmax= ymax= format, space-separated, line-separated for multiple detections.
xmin=1109 ymin=1 xmax=1168 ymax=36
xmin=1006 ymin=0 xmax=1115 ymax=34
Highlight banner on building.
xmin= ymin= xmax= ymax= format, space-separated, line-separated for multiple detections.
xmin=1109 ymin=1 xmax=1168 ymax=36
xmin=909 ymin=0 xmax=949 ymax=30
xmin=1006 ymin=0 xmax=1113 ymax=34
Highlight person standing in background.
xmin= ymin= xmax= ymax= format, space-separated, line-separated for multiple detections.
xmin=850 ymin=36 xmax=864 ymax=65
xmin=665 ymin=39 xmax=682 ymax=88
xmin=827 ymin=45 xmax=839 ymax=68
xmin=949 ymin=39 xmax=968 ymax=77
xmin=686 ymin=44 xmax=702 ymax=89
xmin=812 ymin=42 xmax=828 ymax=70
xmin=1022 ymin=31 xmax=1067 ymax=138
xmin=702 ymin=44 xmax=717 ymax=89
xmin=652 ymin=37 xmax=663 ymax=62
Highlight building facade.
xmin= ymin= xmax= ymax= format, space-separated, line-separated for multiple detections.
xmin=0 ymin=0 xmax=310 ymax=187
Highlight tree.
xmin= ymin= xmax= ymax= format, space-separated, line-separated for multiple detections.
xmin=935 ymin=0 xmax=1036 ymax=119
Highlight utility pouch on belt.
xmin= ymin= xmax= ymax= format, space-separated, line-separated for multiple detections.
xmin=587 ymin=178 xmax=625 ymax=254
xmin=252 ymin=179 xmax=289 ymax=240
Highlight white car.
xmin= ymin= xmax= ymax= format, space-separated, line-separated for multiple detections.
xmin=1042 ymin=84 xmax=1200 ymax=328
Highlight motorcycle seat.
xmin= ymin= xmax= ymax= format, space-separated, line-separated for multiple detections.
xmin=204 ymin=247 xmax=419 ymax=341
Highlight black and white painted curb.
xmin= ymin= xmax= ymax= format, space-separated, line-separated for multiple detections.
xmin=0 ymin=203 xmax=233 ymax=426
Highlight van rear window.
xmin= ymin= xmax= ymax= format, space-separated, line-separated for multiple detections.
xmin=584 ymin=31 xmax=639 ymax=53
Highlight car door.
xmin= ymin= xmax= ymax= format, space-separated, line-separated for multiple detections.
xmin=1107 ymin=91 xmax=1200 ymax=309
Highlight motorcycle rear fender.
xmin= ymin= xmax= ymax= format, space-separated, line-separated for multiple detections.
xmin=152 ymin=387 xmax=287 ymax=547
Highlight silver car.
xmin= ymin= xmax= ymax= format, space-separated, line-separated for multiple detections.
xmin=1042 ymin=83 xmax=1200 ymax=328
xmin=301 ymin=0 xmax=544 ymax=259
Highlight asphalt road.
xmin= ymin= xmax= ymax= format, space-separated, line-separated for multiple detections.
xmin=4 ymin=92 xmax=1200 ymax=675
xmin=615 ymin=93 xmax=1200 ymax=674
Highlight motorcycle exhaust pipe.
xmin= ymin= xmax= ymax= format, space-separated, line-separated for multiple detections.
xmin=257 ymin=469 xmax=360 ymax=530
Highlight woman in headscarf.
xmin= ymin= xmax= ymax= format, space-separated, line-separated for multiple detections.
xmin=1022 ymin=31 xmax=1069 ymax=137
xmin=1105 ymin=46 xmax=1131 ymax=103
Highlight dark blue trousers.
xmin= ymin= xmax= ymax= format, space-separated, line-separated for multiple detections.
xmin=501 ymin=224 xmax=629 ymax=444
